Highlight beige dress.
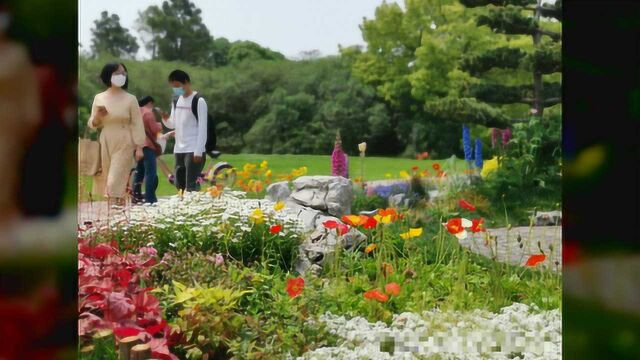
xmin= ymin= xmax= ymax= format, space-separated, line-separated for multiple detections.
xmin=0 ymin=42 xmax=40 ymax=222
xmin=88 ymin=90 xmax=145 ymax=198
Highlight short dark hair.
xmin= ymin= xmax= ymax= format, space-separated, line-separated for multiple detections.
xmin=138 ymin=95 xmax=154 ymax=107
xmin=100 ymin=62 xmax=129 ymax=89
xmin=168 ymin=69 xmax=190 ymax=84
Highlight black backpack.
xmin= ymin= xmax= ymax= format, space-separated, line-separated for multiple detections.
xmin=172 ymin=93 xmax=217 ymax=154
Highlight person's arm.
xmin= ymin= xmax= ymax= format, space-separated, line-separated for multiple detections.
xmin=87 ymin=95 xmax=102 ymax=129
xmin=162 ymin=101 xmax=176 ymax=129
xmin=149 ymin=113 xmax=163 ymax=134
xmin=195 ymin=97 xmax=208 ymax=158
xmin=130 ymin=96 xmax=146 ymax=148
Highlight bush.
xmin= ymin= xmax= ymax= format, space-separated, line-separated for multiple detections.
xmin=478 ymin=114 xmax=561 ymax=226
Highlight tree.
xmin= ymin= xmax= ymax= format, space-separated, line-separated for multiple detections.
xmin=459 ymin=0 xmax=562 ymax=118
xmin=90 ymin=11 xmax=139 ymax=58
xmin=138 ymin=0 xmax=214 ymax=66
xmin=227 ymin=41 xmax=286 ymax=65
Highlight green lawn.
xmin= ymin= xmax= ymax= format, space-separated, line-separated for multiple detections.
xmin=80 ymin=154 xmax=468 ymax=200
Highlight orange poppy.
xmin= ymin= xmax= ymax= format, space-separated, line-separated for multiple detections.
xmin=385 ymin=282 xmax=401 ymax=296
xmin=363 ymin=289 xmax=389 ymax=303
xmin=364 ymin=243 xmax=377 ymax=254
xmin=525 ymin=254 xmax=546 ymax=267
xmin=469 ymin=218 xmax=485 ymax=233
xmin=432 ymin=163 xmax=441 ymax=171
xmin=286 ymin=277 xmax=305 ymax=298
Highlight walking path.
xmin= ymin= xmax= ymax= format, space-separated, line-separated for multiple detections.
xmin=458 ymin=226 xmax=562 ymax=271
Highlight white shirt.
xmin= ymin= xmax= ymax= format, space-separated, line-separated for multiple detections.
xmin=163 ymin=91 xmax=207 ymax=156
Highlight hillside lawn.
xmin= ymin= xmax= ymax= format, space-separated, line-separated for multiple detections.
xmin=79 ymin=154 xmax=469 ymax=201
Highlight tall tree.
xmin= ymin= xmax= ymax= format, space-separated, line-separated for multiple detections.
xmin=138 ymin=0 xmax=214 ymax=66
xmin=90 ymin=11 xmax=139 ymax=58
xmin=459 ymin=0 xmax=562 ymax=118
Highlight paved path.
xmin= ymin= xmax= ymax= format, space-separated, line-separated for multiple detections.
xmin=458 ymin=226 xmax=562 ymax=271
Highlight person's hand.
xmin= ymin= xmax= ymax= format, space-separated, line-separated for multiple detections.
xmin=166 ymin=131 xmax=175 ymax=138
xmin=96 ymin=105 xmax=108 ymax=119
xmin=193 ymin=155 xmax=203 ymax=164
xmin=135 ymin=147 xmax=144 ymax=161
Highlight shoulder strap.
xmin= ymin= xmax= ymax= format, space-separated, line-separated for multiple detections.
xmin=191 ymin=93 xmax=202 ymax=122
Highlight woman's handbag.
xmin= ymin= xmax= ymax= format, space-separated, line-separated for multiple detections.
xmin=79 ymin=126 xmax=101 ymax=176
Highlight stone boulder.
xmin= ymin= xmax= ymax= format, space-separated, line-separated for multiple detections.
xmin=295 ymin=224 xmax=367 ymax=275
xmin=534 ymin=210 xmax=562 ymax=226
xmin=290 ymin=176 xmax=353 ymax=217
xmin=266 ymin=181 xmax=291 ymax=202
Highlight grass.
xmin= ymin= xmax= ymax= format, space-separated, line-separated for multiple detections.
xmin=79 ymin=154 xmax=468 ymax=201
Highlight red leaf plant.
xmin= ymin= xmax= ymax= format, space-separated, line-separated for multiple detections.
xmin=78 ymin=237 xmax=179 ymax=359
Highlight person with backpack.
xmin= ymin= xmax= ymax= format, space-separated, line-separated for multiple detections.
xmin=161 ymin=69 xmax=210 ymax=192
xmin=132 ymin=95 xmax=162 ymax=204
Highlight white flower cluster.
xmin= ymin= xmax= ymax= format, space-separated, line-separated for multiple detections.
xmin=297 ymin=303 xmax=561 ymax=360
xmin=83 ymin=191 xmax=306 ymax=239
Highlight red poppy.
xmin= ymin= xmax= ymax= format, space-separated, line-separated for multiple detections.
xmin=445 ymin=218 xmax=464 ymax=234
xmin=385 ymin=282 xmax=401 ymax=296
xmin=432 ymin=163 xmax=441 ymax=171
xmin=323 ymin=220 xmax=338 ymax=229
xmin=286 ymin=277 xmax=305 ymax=298
xmin=470 ymin=218 xmax=485 ymax=233
xmin=336 ymin=223 xmax=350 ymax=236
xmin=363 ymin=289 xmax=389 ymax=302
xmin=525 ymin=254 xmax=546 ymax=267
xmin=269 ymin=224 xmax=283 ymax=234
xmin=412 ymin=166 xmax=419 ymax=171
xmin=459 ymin=199 xmax=476 ymax=212
xmin=362 ymin=216 xmax=377 ymax=229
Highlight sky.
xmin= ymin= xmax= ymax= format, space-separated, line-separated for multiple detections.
xmin=79 ymin=0 xmax=397 ymax=60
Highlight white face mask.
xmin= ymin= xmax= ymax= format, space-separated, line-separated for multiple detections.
xmin=111 ymin=74 xmax=127 ymax=87
xmin=0 ymin=13 xmax=10 ymax=33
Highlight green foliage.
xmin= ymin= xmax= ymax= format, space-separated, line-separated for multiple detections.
xmin=138 ymin=0 xmax=215 ymax=66
xmin=227 ymin=41 xmax=286 ymax=65
xmin=459 ymin=0 xmax=535 ymax=7
xmin=423 ymin=97 xmax=509 ymax=127
xmin=157 ymin=280 xmax=250 ymax=358
xmin=523 ymin=41 xmax=562 ymax=74
xmin=477 ymin=6 xmax=538 ymax=36
xmin=352 ymin=188 xmax=388 ymax=214
xmin=153 ymin=253 xmax=339 ymax=358
xmin=460 ymin=46 xmax=526 ymax=76
xmin=90 ymin=11 xmax=139 ymax=58
xmin=478 ymin=113 xmax=561 ymax=225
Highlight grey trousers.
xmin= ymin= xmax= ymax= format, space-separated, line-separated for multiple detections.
xmin=174 ymin=152 xmax=206 ymax=192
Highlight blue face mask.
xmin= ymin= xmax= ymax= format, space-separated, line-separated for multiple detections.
xmin=172 ymin=86 xmax=185 ymax=96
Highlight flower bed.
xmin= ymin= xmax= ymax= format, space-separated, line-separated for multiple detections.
xmin=79 ymin=184 xmax=561 ymax=359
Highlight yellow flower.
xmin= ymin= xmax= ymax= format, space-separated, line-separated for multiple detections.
xmin=243 ymin=163 xmax=257 ymax=173
xmin=481 ymin=156 xmax=500 ymax=178
xmin=400 ymin=228 xmax=423 ymax=240
xmin=260 ymin=160 xmax=268 ymax=169
xmin=364 ymin=243 xmax=377 ymax=254
xmin=273 ymin=201 xmax=285 ymax=211
xmin=207 ymin=186 xmax=221 ymax=198
xmin=358 ymin=142 xmax=367 ymax=153
xmin=373 ymin=214 xmax=392 ymax=224
xmin=250 ymin=208 xmax=264 ymax=224
xmin=399 ymin=170 xmax=410 ymax=180
xmin=385 ymin=173 xmax=392 ymax=178
xmin=265 ymin=169 xmax=272 ymax=177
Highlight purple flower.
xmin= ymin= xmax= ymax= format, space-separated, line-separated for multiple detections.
xmin=474 ymin=139 xmax=483 ymax=169
xmin=215 ymin=253 xmax=224 ymax=266
xmin=502 ymin=128 xmax=511 ymax=146
xmin=462 ymin=125 xmax=473 ymax=162
xmin=331 ymin=133 xmax=348 ymax=178
xmin=491 ymin=128 xmax=501 ymax=149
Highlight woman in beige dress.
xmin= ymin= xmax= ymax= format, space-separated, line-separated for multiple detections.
xmin=88 ymin=62 xmax=145 ymax=207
